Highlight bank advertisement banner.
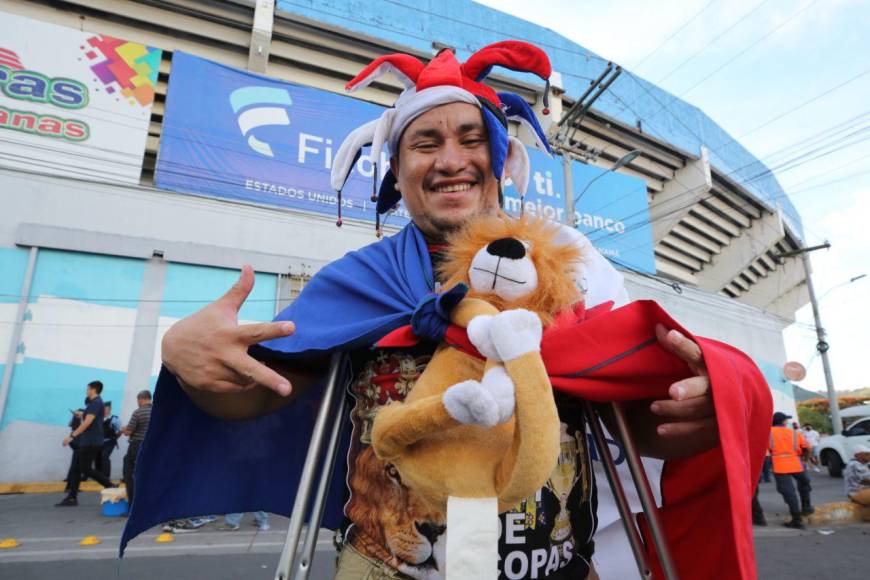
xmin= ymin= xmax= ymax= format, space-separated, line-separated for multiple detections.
xmin=571 ymin=161 xmax=655 ymax=273
xmin=0 ymin=12 xmax=161 ymax=184
xmin=503 ymin=148 xmax=569 ymax=223
xmin=156 ymin=52 xmax=410 ymax=225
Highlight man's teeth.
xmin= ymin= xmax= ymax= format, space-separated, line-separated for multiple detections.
xmin=433 ymin=183 xmax=473 ymax=193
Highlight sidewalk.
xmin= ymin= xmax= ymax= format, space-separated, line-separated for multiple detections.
xmin=1 ymin=470 xmax=864 ymax=579
xmin=0 ymin=491 xmax=337 ymax=578
xmin=753 ymin=467 xmax=862 ymax=528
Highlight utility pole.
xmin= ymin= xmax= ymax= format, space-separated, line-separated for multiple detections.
xmin=777 ymin=242 xmax=842 ymax=434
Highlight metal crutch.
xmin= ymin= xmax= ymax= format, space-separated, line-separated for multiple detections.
xmin=584 ymin=401 xmax=679 ymax=580
xmin=276 ymin=352 xmax=678 ymax=579
xmin=275 ymin=351 xmax=346 ymax=580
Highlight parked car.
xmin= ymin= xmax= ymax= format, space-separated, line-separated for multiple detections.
xmin=817 ymin=415 xmax=870 ymax=477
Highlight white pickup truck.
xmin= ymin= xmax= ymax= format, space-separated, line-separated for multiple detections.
xmin=817 ymin=412 xmax=870 ymax=477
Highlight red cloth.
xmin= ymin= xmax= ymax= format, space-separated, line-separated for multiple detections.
xmin=547 ymin=300 xmax=771 ymax=580
xmin=378 ymin=300 xmax=771 ymax=579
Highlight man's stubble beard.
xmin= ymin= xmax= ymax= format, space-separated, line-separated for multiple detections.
xmin=423 ymin=189 xmax=500 ymax=244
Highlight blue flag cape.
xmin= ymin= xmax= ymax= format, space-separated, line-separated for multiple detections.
xmin=120 ymin=223 xmax=467 ymax=554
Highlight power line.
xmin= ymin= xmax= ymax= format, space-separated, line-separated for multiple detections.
xmin=630 ymin=0 xmax=718 ymax=71
xmin=788 ymin=166 xmax=870 ymax=195
xmin=654 ymin=0 xmax=773 ymax=85
xmin=676 ymin=0 xmax=821 ymax=97
xmin=733 ymin=65 xmax=870 ymax=142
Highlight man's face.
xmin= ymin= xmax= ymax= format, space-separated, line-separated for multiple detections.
xmin=104 ymin=406 xmax=111 ymax=417
xmin=86 ymin=386 xmax=96 ymax=400
xmin=391 ymin=102 xmax=499 ymax=241
xmin=138 ymin=397 xmax=149 ymax=408
xmin=857 ymin=452 xmax=870 ymax=464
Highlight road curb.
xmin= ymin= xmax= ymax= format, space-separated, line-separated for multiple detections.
xmin=0 ymin=482 xmax=118 ymax=495
xmin=806 ymin=501 xmax=870 ymax=525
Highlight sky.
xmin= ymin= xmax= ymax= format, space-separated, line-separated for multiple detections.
xmin=476 ymin=0 xmax=869 ymax=394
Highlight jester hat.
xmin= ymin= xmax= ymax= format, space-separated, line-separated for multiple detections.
xmin=330 ymin=40 xmax=554 ymax=231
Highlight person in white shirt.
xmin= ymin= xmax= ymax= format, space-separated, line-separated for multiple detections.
xmin=802 ymin=424 xmax=822 ymax=472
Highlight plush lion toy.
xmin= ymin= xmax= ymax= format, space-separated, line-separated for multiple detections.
xmin=371 ymin=214 xmax=582 ymax=579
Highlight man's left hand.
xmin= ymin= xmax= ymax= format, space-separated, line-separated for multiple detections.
xmin=628 ymin=324 xmax=719 ymax=460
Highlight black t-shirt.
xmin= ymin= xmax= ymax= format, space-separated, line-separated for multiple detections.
xmin=78 ymin=396 xmax=105 ymax=447
xmin=496 ymin=394 xmax=597 ymax=579
xmin=343 ymin=347 xmax=597 ymax=580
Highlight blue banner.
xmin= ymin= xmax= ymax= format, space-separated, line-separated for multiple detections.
xmin=156 ymin=52 xmax=408 ymax=225
xmin=571 ymin=161 xmax=655 ymax=274
xmin=503 ymin=148 xmax=569 ymax=223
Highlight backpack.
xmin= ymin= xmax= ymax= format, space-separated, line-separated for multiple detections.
xmin=103 ymin=415 xmax=120 ymax=446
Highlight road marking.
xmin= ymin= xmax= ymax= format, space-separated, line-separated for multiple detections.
xmin=0 ymin=538 xmax=334 ymax=560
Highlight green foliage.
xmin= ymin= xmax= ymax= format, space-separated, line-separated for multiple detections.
xmin=798 ymin=396 xmax=870 ymax=413
xmin=796 ymin=406 xmax=832 ymax=434
xmin=796 ymin=396 xmax=870 ymax=434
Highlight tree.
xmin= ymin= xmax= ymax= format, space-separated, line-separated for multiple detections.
xmin=796 ymin=396 xmax=870 ymax=434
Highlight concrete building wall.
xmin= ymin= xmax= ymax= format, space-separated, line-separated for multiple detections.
xmin=0 ymin=168 xmax=381 ymax=482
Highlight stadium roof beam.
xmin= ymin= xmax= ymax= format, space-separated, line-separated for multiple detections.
xmin=649 ymin=147 xmax=712 ymax=244
xmin=703 ymin=196 xmax=752 ymax=228
xmin=739 ymin=255 xmax=805 ymax=314
xmin=697 ymin=210 xmax=785 ymax=293
xmin=247 ymin=0 xmax=274 ymax=73
xmin=670 ymin=224 xmax=722 ymax=255
xmin=763 ymin=282 xmax=810 ymax=321
xmin=655 ymin=245 xmax=703 ymax=271
xmin=655 ymin=260 xmax=699 ymax=285
xmin=659 ymin=236 xmax=713 ymax=264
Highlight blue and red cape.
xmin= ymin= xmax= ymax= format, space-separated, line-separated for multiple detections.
xmin=122 ymin=223 xmax=771 ymax=579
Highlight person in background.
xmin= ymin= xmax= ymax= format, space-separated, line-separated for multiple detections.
xmin=770 ymin=411 xmax=814 ymax=529
xmin=63 ymin=405 xmax=85 ymax=493
xmin=760 ymin=449 xmax=772 ymax=483
xmin=217 ymin=511 xmax=269 ymax=532
xmin=844 ymin=444 xmax=870 ymax=511
xmin=121 ymin=390 xmax=152 ymax=508
xmin=802 ymin=423 xmax=822 ymax=473
xmin=95 ymin=401 xmax=121 ymax=479
xmin=56 ymin=381 xmax=115 ymax=507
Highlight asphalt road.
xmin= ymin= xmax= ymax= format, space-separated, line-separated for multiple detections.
xmin=1 ymin=470 xmax=866 ymax=579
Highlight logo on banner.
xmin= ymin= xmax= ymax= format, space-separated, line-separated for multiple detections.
xmin=80 ymin=35 xmax=161 ymax=108
xmin=230 ymin=86 xmax=293 ymax=157
xmin=0 ymin=50 xmax=90 ymax=141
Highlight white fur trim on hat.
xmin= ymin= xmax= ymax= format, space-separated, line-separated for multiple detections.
xmin=505 ymin=136 xmax=530 ymax=196
xmin=330 ymin=118 xmax=379 ymax=192
xmin=387 ymin=85 xmax=480 ymax=153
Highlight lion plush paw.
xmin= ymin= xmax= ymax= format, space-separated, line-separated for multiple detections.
xmin=490 ymin=309 xmax=542 ymax=361
xmin=467 ymin=314 xmax=500 ymax=360
xmin=481 ymin=365 xmax=515 ymax=423
xmin=444 ymin=380 xmax=502 ymax=427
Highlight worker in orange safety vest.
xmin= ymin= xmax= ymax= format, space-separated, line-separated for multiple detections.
xmin=770 ymin=411 xmax=814 ymax=529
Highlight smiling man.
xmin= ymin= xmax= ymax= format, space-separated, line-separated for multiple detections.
xmin=390 ymin=102 xmax=499 ymax=238
xmin=129 ymin=42 xmax=735 ymax=579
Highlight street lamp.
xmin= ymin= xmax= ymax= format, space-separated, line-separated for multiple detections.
xmin=572 ymin=149 xmax=641 ymax=225
xmin=818 ymin=273 xmax=866 ymax=301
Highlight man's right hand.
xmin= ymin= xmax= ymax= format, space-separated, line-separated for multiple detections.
xmin=161 ymin=265 xmax=296 ymax=397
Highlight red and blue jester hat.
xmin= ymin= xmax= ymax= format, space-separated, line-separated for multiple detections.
xmin=330 ymin=40 xmax=555 ymax=234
